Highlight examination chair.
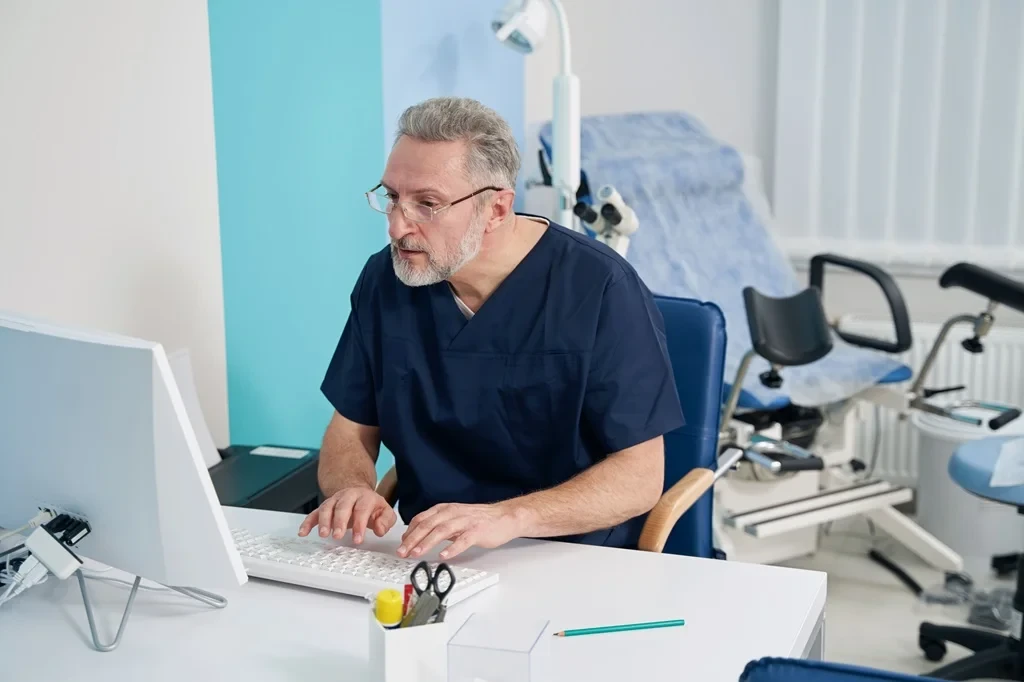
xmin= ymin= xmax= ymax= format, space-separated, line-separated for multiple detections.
xmin=377 ymin=293 xmax=736 ymax=557
xmin=534 ymin=111 xmax=1024 ymax=573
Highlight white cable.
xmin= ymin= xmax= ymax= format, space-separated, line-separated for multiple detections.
xmin=80 ymin=557 xmax=113 ymax=574
xmin=0 ymin=579 xmax=16 ymax=605
xmin=0 ymin=566 xmax=47 ymax=592
xmin=0 ymin=524 xmax=28 ymax=544
xmin=80 ymin=572 xmax=169 ymax=592
xmin=0 ymin=508 xmax=57 ymax=544
xmin=0 ymin=556 xmax=49 ymax=607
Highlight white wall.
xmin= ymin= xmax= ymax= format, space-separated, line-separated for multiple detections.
xmin=0 ymin=1 xmax=230 ymax=444
xmin=524 ymin=0 xmax=780 ymax=195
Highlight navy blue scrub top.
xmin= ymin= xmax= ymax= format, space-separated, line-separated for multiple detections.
xmin=321 ymin=218 xmax=685 ymax=549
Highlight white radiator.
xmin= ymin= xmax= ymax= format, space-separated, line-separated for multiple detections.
xmin=841 ymin=318 xmax=1024 ymax=485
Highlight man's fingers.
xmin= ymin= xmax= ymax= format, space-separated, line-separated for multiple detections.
xmin=399 ymin=510 xmax=449 ymax=556
xmin=332 ymin=497 xmax=354 ymax=539
xmin=298 ymin=508 xmax=319 ymax=536
xmin=439 ymin=531 xmax=476 ymax=560
xmin=402 ymin=504 xmax=450 ymax=543
xmin=372 ymin=506 xmax=397 ymax=537
xmin=349 ymin=496 xmax=376 ymax=544
xmin=398 ymin=516 xmax=438 ymax=557
xmin=317 ymin=500 xmax=335 ymax=538
xmin=407 ymin=519 xmax=469 ymax=558
xmin=384 ymin=506 xmax=398 ymax=531
xmin=371 ymin=512 xmax=387 ymax=537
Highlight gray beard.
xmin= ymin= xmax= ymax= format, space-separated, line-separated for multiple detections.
xmin=391 ymin=216 xmax=485 ymax=287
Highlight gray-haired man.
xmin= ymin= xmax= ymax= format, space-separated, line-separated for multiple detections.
xmin=299 ymin=97 xmax=684 ymax=560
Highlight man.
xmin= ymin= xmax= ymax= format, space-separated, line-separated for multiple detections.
xmin=297 ymin=96 xmax=684 ymax=560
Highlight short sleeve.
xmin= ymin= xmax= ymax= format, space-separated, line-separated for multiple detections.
xmin=582 ymin=272 xmax=685 ymax=453
xmin=321 ymin=277 xmax=378 ymax=427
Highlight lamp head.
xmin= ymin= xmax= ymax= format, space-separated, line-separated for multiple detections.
xmin=492 ymin=0 xmax=548 ymax=53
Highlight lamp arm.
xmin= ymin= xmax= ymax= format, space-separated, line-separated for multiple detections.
xmin=546 ymin=0 xmax=572 ymax=74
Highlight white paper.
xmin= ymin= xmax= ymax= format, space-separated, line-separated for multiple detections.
xmin=251 ymin=446 xmax=310 ymax=459
xmin=990 ymin=438 xmax=1024 ymax=487
xmin=168 ymin=348 xmax=222 ymax=468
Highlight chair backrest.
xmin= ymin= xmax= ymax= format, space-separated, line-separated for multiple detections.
xmin=653 ymin=294 xmax=727 ymax=558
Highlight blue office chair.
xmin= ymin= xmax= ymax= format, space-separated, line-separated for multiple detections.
xmin=739 ymin=658 xmax=943 ymax=681
xmin=635 ymin=293 xmax=729 ymax=557
xmin=376 ymin=293 xmax=732 ymax=558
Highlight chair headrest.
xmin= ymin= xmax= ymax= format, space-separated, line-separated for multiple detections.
xmin=538 ymin=112 xmax=744 ymax=196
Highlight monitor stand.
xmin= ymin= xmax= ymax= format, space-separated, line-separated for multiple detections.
xmin=76 ymin=570 xmax=226 ymax=652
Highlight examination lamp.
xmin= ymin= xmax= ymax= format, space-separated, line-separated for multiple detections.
xmin=493 ymin=0 xmax=581 ymax=230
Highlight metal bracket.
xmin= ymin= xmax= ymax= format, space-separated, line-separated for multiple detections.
xmin=77 ymin=570 xmax=227 ymax=652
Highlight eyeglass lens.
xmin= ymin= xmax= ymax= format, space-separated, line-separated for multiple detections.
xmin=367 ymin=189 xmax=433 ymax=222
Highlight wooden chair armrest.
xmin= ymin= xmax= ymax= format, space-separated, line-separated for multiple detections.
xmin=376 ymin=465 xmax=399 ymax=507
xmin=637 ymin=468 xmax=715 ymax=553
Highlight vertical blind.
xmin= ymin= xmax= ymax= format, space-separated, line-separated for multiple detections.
xmin=773 ymin=0 xmax=1024 ymax=273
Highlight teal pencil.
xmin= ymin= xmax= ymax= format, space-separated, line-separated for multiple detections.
xmin=553 ymin=619 xmax=685 ymax=637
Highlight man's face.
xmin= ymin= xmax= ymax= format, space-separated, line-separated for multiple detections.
xmin=381 ymin=136 xmax=488 ymax=287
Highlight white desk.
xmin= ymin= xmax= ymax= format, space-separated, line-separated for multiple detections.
xmin=0 ymin=506 xmax=826 ymax=681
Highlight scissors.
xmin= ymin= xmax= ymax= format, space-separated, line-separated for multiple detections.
xmin=400 ymin=561 xmax=456 ymax=627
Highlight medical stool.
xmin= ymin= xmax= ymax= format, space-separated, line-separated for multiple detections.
xmin=918 ymin=437 xmax=1024 ymax=680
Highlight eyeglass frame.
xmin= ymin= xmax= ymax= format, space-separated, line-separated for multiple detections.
xmin=365 ymin=182 xmax=506 ymax=223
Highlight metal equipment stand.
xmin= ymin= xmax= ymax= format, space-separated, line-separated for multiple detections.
xmin=76 ymin=570 xmax=227 ymax=652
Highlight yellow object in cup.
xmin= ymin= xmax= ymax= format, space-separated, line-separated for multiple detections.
xmin=374 ymin=589 xmax=404 ymax=629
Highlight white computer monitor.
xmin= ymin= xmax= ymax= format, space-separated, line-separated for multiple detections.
xmin=0 ymin=311 xmax=246 ymax=590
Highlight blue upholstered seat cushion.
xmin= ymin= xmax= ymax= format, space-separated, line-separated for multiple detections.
xmin=949 ymin=436 xmax=1024 ymax=506
xmin=732 ymin=364 xmax=912 ymax=411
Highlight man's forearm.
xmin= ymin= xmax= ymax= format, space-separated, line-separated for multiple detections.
xmin=499 ymin=438 xmax=665 ymax=538
xmin=317 ymin=419 xmax=380 ymax=498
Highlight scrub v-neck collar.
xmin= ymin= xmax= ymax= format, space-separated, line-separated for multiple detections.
xmin=430 ymin=219 xmax=554 ymax=351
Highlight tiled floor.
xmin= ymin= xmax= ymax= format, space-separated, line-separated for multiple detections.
xmin=773 ymin=519 xmax=1017 ymax=678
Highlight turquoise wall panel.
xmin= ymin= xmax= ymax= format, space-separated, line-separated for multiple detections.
xmin=208 ymin=1 xmax=386 ymax=451
xmin=210 ymin=1 xmax=526 ymax=481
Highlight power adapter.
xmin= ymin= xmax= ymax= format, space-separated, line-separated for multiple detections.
xmin=25 ymin=526 xmax=83 ymax=580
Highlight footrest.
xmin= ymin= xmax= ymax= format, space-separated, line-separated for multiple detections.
xmin=724 ymin=480 xmax=913 ymax=538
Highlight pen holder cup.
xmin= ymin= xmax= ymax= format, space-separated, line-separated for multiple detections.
xmin=367 ymin=608 xmax=449 ymax=682
xmin=447 ymin=613 xmax=551 ymax=682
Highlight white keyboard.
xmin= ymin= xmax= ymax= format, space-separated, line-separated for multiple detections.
xmin=230 ymin=528 xmax=499 ymax=606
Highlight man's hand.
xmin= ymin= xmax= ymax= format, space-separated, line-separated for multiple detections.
xmin=298 ymin=487 xmax=397 ymax=544
xmin=398 ymin=502 xmax=524 ymax=561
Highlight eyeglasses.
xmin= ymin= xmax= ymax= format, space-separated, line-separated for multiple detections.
xmin=366 ymin=183 xmax=504 ymax=223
